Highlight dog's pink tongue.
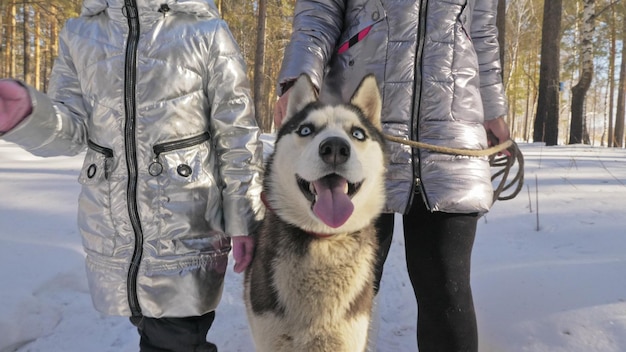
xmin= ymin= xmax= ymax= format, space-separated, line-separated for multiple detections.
xmin=312 ymin=176 xmax=354 ymax=228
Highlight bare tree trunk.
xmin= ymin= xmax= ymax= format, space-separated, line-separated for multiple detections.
xmin=608 ymin=3 xmax=617 ymax=147
xmin=6 ymin=1 xmax=16 ymax=78
xmin=34 ymin=10 xmax=41 ymax=90
xmin=504 ymin=0 xmax=530 ymax=94
xmin=23 ymin=0 xmax=31 ymax=84
xmin=534 ymin=0 xmax=562 ymax=145
xmin=253 ymin=0 xmax=268 ymax=131
xmin=524 ymin=31 xmax=540 ymax=143
xmin=523 ymin=54 xmax=532 ymax=141
xmin=0 ymin=2 xmax=4 ymax=77
xmin=615 ymin=4 xmax=626 ymax=147
xmin=43 ymin=6 xmax=60 ymax=92
xmin=590 ymin=89 xmax=597 ymax=145
xmin=569 ymin=0 xmax=595 ymax=145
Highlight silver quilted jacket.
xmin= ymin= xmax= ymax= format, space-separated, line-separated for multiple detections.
xmin=278 ymin=0 xmax=508 ymax=214
xmin=2 ymin=0 xmax=263 ymax=318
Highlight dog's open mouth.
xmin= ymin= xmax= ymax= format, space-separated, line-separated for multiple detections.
xmin=297 ymin=174 xmax=362 ymax=228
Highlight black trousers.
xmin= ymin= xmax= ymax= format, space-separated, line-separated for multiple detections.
xmin=373 ymin=199 xmax=479 ymax=352
xmin=130 ymin=311 xmax=217 ymax=352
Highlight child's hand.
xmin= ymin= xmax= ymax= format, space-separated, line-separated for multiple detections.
xmin=0 ymin=80 xmax=32 ymax=133
xmin=231 ymin=235 xmax=254 ymax=273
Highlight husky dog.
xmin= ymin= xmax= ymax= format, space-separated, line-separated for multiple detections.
xmin=244 ymin=74 xmax=387 ymax=352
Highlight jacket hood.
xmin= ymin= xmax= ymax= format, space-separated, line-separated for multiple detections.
xmin=81 ymin=0 xmax=220 ymax=18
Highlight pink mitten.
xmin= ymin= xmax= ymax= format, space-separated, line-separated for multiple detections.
xmin=231 ymin=235 xmax=255 ymax=273
xmin=0 ymin=80 xmax=32 ymax=133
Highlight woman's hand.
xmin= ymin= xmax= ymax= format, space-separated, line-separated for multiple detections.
xmin=484 ymin=117 xmax=511 ymax=156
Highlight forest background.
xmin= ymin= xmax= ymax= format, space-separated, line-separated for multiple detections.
xmin=1 ymin=0 xmax=625 ymax=148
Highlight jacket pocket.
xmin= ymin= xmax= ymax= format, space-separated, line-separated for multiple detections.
xmin=149 ymin=132 xmax=222 ymax=242
xmin=323 ymin=1 xmax=386 ymax=104
xmin=149 ymin=132 xmax=211 ymax=183
xmin=77 ymin=140 xmax=116 ymax=256
xmin=337 ymin=1 xmax=385 ymax=54
xmin=79 ymin=140 xmax=113 ymax=184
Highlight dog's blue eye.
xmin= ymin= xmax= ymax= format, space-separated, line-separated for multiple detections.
xmin=297 ymin=124 xmax=314 ymax=136
xmin=352 ymin=128 xmax=366 ymax=141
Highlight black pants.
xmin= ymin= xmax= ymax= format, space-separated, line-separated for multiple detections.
xmin=373 ymin=199 xmax=479 ymax=352
xmin=130 ymin=311 xmax=217 ymax=352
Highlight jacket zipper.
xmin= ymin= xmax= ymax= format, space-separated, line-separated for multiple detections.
xmin=149 ymin=132 xmax=211 ymax=176
xmin=408 ymin=0 xmax=429 ymax=213
xmin=153 ymin=132 xmax=211 ymax=156
xmin=123 ymin=0 xmax=143 ymax=317
xmin=88 ymin=140 xmax=113 ymax=179
xmin=88 ymin=140 xmax=114 ymax=158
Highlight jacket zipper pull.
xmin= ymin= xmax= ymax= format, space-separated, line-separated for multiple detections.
xmin=149 ymin=154 xmax=163 ymax=176
xmin=123 ymin=1 xmax=138 ymax=19
xmin=158 ymin=4 xmax=170 ymax=15
xmin=104 ymin=159 xmax=111 ymax=180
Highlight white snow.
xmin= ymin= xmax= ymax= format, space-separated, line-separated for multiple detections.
xmin=1 ymin=140 xmax=625 ymax=352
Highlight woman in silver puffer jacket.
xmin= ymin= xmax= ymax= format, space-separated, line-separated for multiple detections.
xmin=274 ymin=0 xmax=511 ymax=350
xmin=0 ymin=0 xmax=262 ymax=350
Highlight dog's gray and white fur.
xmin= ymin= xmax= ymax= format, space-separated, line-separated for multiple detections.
xmin=244 ymin=74 xmax=387 ymax=352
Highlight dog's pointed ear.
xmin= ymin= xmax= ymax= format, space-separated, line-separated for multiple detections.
xmin=350 ymin=74 xmax=382 ymax=129
xmin=284 ymin=74 xmax=318 ymax=124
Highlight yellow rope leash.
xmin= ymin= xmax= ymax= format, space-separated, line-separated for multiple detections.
xmin=384 ymin=134 xmax=513 ymax=157
xmin=383 ymin=134 xmax=524 ymax=203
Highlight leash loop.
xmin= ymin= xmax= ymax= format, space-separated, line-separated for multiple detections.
xmin=383 ymin=134 xmax=524 ymax=204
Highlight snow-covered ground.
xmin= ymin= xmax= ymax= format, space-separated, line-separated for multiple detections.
xmin=1 ymin=140 xmax=625 ymax=352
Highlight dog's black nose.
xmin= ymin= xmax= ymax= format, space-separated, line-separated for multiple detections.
xmin=319 ymin=137 xmax=350 ymax=166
